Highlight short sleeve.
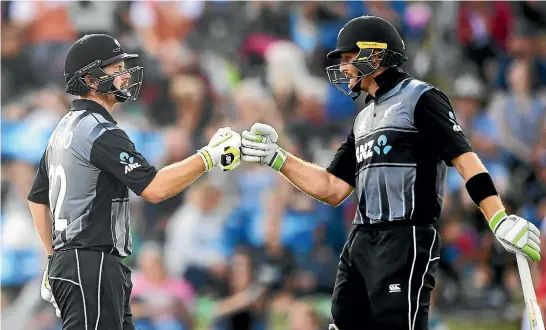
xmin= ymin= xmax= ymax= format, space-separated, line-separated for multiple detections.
xmin=326 ymin=130 xmax=356 ymax=187
xmin=90 ymin=129 xmax=158 ymax=196
xmin=28 ymin=152 xmax=50 ymax=205
xmin=414 ymin=89 xmax=473 ymax=166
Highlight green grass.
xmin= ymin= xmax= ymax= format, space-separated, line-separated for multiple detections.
xmin=193 ymin=297 xmax=521 ymax=330
xmin=445 ymin=320 xmax=519 ymax=330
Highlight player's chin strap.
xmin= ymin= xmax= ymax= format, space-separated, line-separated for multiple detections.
xmin=350 ymin=77 xmax=363 ymax=101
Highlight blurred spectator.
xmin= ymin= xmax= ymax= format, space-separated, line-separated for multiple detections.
xmin=253 ymin=194 xmax=296 ymax=314
xmin=2 ymin=2 xmax=546 ymax=329
xmin=265 ymin=41 xmax=309 ymax=109
xmin=163 ymin=179 xmax=227 ymax=292
xmin=488 ymin=59 xmax=546 ymax=164
xmin=457 ymin=2 xmax=512 ymax=79
xmin=1 ymin=21 xmax=38 ymax=101
xmin=129 ymin=1 xmax=205 ymax=58
xmin=231 ymin=79 xmax=272 ymax=131
xmin=144 ymin=73 xmax=209 ymax=132
xmin=219 ymin=180 xmax=326 ymax=262
xmin=495 ymin=17 xmax=546 ymax=89
xmin=439 ymin=216 xmax=481 ymax=275
xmin=240 ymin=2 xmax=291 ymax=72
xmin=288 ymin=301 xmax=323 ymax=330
xmin=446 ymin=73 xmax=509 ymax=198
xmin=131 ymin=242 xmax=196 ymax=330
xmin=294 ymin=224 xmax=338 ymax=296
xmin=68 ymin=2 xmax=119 ymax=37
xmin=290 ymin=2 xmax=320 ymax=54
xmin=211 ymin=246 xmax=266 ymax=330
xmin=530 ymin=120 xmax=546 ymax=181
xmin=9 ymin=1 xmax=77 ymax=87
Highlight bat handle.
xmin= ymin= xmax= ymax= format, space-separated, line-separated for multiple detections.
xmin=516 ymin=254 xmax=545 ymax=330
xmin=517 ymin=254 xmax=538 ymax=300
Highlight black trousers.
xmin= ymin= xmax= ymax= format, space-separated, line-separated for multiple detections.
xmin=48 ymin=249 xmax=134 ymax=330
xmin=331 ymin=224 xmax=440 ymax=330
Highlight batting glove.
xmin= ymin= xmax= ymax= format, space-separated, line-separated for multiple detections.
xmin=198 ymin=127 xmax=241 ymax=172
xmin=41 ymin=262 xmax=61 ymax=318
xmin=490 ymin=210 xmax=541 ymax=262
xmin=241 ymin=123 xmax=287 ymax=171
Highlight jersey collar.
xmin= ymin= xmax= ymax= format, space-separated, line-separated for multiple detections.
xmin=70 ymin=99 xmax=117 ymax=124
xmin=365 ymin=67 xmax=411 ymax=104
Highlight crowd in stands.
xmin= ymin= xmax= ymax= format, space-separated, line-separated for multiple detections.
xmin=1 ymin=2 xmax=545 ymax=329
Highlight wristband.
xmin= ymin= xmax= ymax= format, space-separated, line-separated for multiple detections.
xmin=489 ymin=209 xmax=508 ymax=234
xmin=197 ymin=148 xmax=213 ymax=172
xmin=268 ymin=148 xmax=287 ymax=171
xmin=465 ymin=172 xmax=498 ymax=206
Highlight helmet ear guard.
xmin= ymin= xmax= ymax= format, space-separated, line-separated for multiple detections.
xmin=380 ymin=49 xmax=407 ymax=68
xmin=66 ymin=78 xmax=91 ymax=96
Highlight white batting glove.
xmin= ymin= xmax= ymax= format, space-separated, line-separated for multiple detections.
xmin=198 ymin=127 xmax=242 ymax=172
xmin=490 ymin=210 xmax=541 ymax=262
xmin=241 ymin=123 xmax=287 ymax=171
xmin=41 ymin=263 xmax=61 ymax=318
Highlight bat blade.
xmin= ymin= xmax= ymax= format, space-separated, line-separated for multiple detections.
xmin=516 ymin=254 xmax=545 ymax=330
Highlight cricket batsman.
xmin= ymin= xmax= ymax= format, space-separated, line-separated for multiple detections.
xmin=28 ymin=34 xmax=241 ymax=329
xmin=239 ymin=16 xmax=541 ymax=330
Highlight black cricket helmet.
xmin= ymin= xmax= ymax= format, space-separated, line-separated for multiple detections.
xmin=64 ymin=34 xmax=143 ymax=102
xmin=326 ymin=16 xmax=407 ymax=98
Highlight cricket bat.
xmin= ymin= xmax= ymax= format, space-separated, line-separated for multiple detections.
xmin=516 ymin=254 xmax=545 ymax=330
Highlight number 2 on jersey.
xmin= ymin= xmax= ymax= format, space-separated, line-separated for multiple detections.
xmin=49 ymin=165 xmax=68 ymax=231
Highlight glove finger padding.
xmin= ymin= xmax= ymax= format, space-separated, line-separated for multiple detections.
xmin=217 ymin=126 xmax=232 ymax=136
xmin=41 ymin=265 xmax=61 ymax=318
xmin=52 ymin=300 xmax=61 ymax=318
xmin=241 ymin=147 xmax=267 ymax=157
xmin=241 ymin=155 xmax=262 ymax=163
xmin=250 ymin=123 xmax=278 ymax=142
xmin=526 ymin=240 xmax=540 ymax=254
xmin=210 ymin=129 xmax=234 ymax=147
xmin=242 ymin=130 xmax=265 ymax=144
xmin=529 ymin=222 xmax=541 ymax=237
xmin=41 ymin=268 xmax=54 ymax=302
xmin=241 ymin=139 xmax=267 ymax=151
xmin=530 ymin=231 xmax=541 ymax=247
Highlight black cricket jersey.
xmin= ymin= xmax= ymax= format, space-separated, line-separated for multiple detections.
xmin=327 ymin=67 xmax=473 ymax=225
xmin=28 ymin=99 xmax=158 ymax=257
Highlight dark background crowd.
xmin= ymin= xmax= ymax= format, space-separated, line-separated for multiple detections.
xmin=1 ymin=2 xmax=545 ymax=330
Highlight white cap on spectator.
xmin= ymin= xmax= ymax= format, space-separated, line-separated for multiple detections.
xmin=453 ymin=74 xmax=484 ymax=100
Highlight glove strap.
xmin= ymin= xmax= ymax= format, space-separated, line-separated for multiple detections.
xmin=197 ymin=148 xmax=213 ymax=172
xmin=489 ymin=209 xmax=508 ymax=234
xmin=268 ymin=147 xmax=288 ymax=171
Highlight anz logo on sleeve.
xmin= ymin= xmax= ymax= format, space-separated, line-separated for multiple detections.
xmin=356 ymin=134 xmax=392 ymax=163
xmin=120 ymin=152 xmax=141 ymax=174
